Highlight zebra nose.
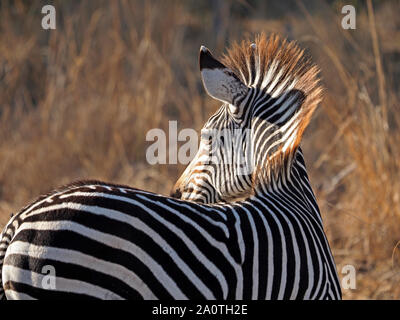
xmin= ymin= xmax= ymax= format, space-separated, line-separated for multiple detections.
xmin=170 ymin=188 xmax=182 ymax=199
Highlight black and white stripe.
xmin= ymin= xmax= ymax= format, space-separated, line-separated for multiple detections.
xmin=171 ymin=35 xmax=341 ymax=299
xmin=0 ymin=170 xmax=340 ymax=299
xmin=0 ymin=34 xmax=341 ymax=300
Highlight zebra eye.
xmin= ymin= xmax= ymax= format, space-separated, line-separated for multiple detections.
xmin=200 ymin=129 xmax=213 ymax=144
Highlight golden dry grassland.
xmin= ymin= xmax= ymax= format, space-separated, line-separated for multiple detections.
xmin=0 ymin=0 xmax=399 ymax=299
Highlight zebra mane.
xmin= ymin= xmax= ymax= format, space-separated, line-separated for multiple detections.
xmin=221 ymin=33 xmax=323 ymax=187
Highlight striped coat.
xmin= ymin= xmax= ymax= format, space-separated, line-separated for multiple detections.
xmin=0 ymin=33 xmax=341 ymax=300
xmin=0 ymin=153 xmax=340 ymax=300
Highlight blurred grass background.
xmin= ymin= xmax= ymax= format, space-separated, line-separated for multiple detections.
xmin=0 ymin=0 xmax=399 ymax=299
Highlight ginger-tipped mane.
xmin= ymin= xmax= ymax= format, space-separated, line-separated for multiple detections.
xmin=221 ymin=34 xmax=323 ymax=188
xmin=221 ymin=33 xmax=322 ymax=127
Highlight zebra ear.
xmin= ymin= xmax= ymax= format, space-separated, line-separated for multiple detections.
xmin=199 ymin=46 xmax=248 ymax=107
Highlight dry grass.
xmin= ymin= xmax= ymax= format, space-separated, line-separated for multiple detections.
xmin=0 ymin=0 xmax=399 ymax=299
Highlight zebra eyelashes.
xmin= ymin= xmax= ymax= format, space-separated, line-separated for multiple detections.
xmin=199 ymin=45 xmax=248 ymax=110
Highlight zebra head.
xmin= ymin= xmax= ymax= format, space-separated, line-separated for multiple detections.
xmin=171 ymin=34 xmax=322 ymax=203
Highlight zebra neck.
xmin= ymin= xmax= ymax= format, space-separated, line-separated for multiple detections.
xmin=249 ymin=101 xmax=305 ymax=193
xmin=251 ymin=145 xmax=298 ymax=193
xmin=250 ymin=148 xmax=321 ymax=218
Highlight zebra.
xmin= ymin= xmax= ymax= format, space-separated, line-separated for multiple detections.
xmin=0 ymin=33 xmax=341 ymax=300
xmin=171 ymin=34 xmax=341 ymax=299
